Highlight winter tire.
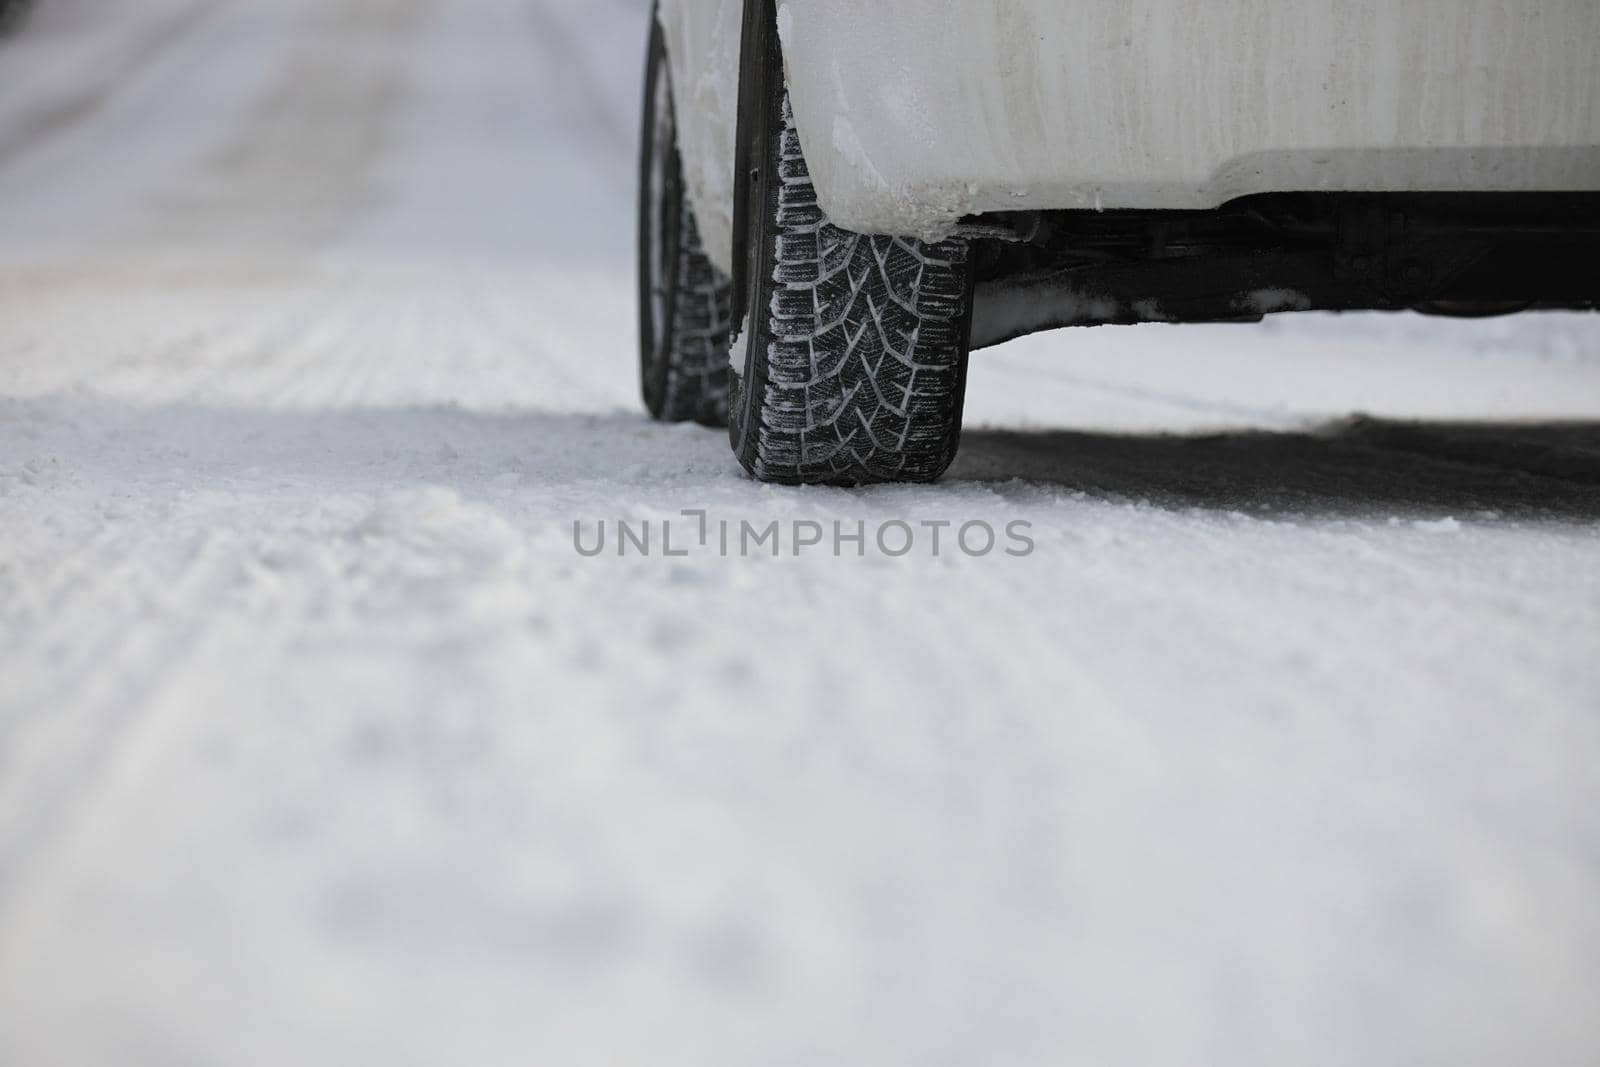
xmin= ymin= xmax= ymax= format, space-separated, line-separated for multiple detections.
xmin=637 ymin=5 xmax=733 ymax=427
xmin=728 ymin=0 xmax=975 ymax=486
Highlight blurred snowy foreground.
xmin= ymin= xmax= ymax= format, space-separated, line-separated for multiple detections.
xmin=1 ymin=1 xmax=1598 ymax=1065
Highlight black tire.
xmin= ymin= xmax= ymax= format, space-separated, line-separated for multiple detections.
xmin=729 ymin=9 xmax=975 ymax=486
xmin=638 ymin=7 xmax=732 ymax=427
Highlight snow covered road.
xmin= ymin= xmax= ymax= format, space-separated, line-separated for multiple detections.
xmin=1 ymin=2 xmax=1598 ymax=1064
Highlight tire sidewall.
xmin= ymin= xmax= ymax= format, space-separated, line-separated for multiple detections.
xmin=728 ymin=0 xmax=783 ymax=467
xmin=638 ymin=9 xmax=685 ymax=418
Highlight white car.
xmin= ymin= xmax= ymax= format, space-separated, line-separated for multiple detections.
xmin=638 ymin=0 xmax=1600 ymax=485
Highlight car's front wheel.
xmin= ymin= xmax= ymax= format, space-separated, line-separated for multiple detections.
xmin=728 ymin=2 xmax=976 ymax=486
xmin=637 ymin=6 xmax=732 ymax=427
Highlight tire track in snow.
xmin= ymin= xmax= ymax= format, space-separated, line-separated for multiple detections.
xmin=0 ymin=274 xmax=382 ymax=928
xmin=126 ymin=0 xmax=432 ymax=260
xmin=0 ymin=280 xmax=360 ymax=647
xmin=461 ymin=273 xmax=628 ymax=411
xmin=0 ymin=523 xmax=253 ymax=934
xmin=982 ymin=357 xmax=1312 ymax=431
xmin=955 ymin=421 xmax=1600 ymax=521
xmin=1340 ymin=417 xmax=1600 ymax=490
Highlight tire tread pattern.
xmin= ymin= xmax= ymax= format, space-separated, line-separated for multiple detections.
xmin=658 ymin=204 xmax=732 ymax=425
xmin=737 ymin=98 xmax=971 ymax=484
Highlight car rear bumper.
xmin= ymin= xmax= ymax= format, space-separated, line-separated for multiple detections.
xmin=777 ymin=0 xmax=1600 ymax=238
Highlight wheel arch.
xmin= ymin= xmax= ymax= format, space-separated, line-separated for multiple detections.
xmin=729 ymin=0 xmax=780 ymax=333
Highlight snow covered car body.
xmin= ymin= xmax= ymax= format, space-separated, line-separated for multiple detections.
xmin=640 ymin=0 xmax=1600 ymax=484
xmin=664 ymin=0 xmax=1600 ymax=270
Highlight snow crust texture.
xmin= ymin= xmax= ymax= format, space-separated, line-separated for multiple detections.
xmin=0 ymin=2 xmax=1599 ymax=1066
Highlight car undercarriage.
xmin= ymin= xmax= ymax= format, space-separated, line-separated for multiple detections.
xmin=966 ymin=192 xmax=1600 ymax=348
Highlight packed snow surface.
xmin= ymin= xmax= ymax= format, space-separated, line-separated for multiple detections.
xmin=1 ymin=2 xmax=1599 ymax=1066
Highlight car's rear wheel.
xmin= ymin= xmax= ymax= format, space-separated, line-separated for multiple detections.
xmin=637 ymin=7 xmax=732 ymax=427
xmin=729 ymin=3 xmax=975 ymax=486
